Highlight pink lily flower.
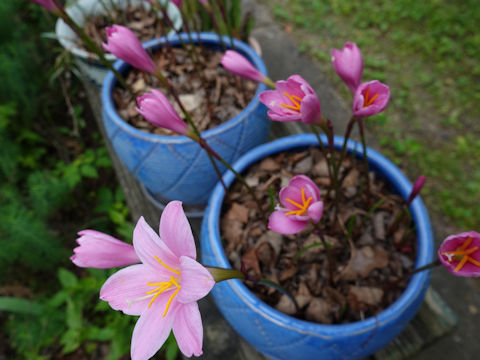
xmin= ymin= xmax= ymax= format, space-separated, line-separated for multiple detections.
xmin=259 ymin=75 xmax=322 ymax=124
xmin=438 ymin=231 xmax=480 ymax=277
xmin=71 ymin=230 xmax=140 ymax=269
xmin=268 ymin=175 xmax=324 ymax=235
xmin=170 ymin=0 xmax=182 ymax=7
xmin=30 ymin=0 xmax=58 ymax=12
xmin=136 ymin=90 xmax=189 ymax=135
xmin=331 ymin=42 xmax=363 ymax=93
xmin=221 ymin=50 xmax=266 ymax=83
xmin=103 ymin=25 xmax=157 ymax=74
xmin=100 ymin=201 xmax=215 ymax=359
xmin=353 ymin=80 xmax=390 ymax=117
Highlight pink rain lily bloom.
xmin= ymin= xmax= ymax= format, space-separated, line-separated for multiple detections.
xmin=259 ymin=75 xmax=322 ymax=124
xmin=438 ymin=231 xmax=480 ymax=277
xmin=268 ymin=175 xmax=324 ymax=235
xmin=331 ymin=42 xmax=363 ymax=93
xmin=353 ymin=80 xmax=390 ymax=117
xmin=221 ymin=50 xmax=264 ymax=83
xmin=71 ymin=230 xmax=140 ymax=269
xmin=103 ymin=25 xmax=157 ymax=74
xmin=100 ymin=201 xmax=215 ymax=359
xmin=137 ymin=90 xmax=188 ymax=134
xmin=30 ymin=0 xmax=58 ymax=12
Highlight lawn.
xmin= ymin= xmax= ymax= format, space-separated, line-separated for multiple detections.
xmin=263 ymin=0 xmax=480 ymax=229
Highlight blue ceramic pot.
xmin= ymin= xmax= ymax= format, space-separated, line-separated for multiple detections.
xmin=102 ymin=33 xmax=270 ymax=206
xmin=200 ymin=134 xmax=434 ymax=360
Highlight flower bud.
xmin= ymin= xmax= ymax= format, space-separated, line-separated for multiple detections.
xmin=331 ymin=42 xmax=363 ymax=93
xmin=103 ymin=25 xmax=156 ymax=74
xmin=136 ymin=90 xmax=188 ymax=134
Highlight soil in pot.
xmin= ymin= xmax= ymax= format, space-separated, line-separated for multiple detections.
xmin=113 ymin=46 xmax=257 ymax=135
xmin=221 ymin=146 xmax=417 ymax=324
xmin=79 ymin=3 xmax=170 ymax=51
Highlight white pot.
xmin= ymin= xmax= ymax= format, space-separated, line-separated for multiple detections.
xmin=55 ymin=0 xmax=182 ymax=86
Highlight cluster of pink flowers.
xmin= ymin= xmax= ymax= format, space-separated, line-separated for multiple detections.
xmin=44 ymin=10 xmax=478 ymax=356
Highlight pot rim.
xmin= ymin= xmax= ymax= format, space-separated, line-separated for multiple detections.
xmin=101 ymin=32 xmax=267 ymax=144
xmin=54 ymin=0 xmax=182 ymax=62
xmin=205 ymin=133 xmax=434 ymax=337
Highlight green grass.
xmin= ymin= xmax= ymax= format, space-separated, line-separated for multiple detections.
xmin=264 ymin=0 xmax=480 ymax=229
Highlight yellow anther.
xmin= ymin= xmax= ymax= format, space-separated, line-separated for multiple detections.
xmin=363 ymin=88 xmax=379 ymax=107
xmin=163 ymin=286 xmax=181 ymax=317
xmin=280 ymin=92 xmax=302 ymax=112
xmin=284 ymin=187 xmax=312 ymax=216
xmin=459 ymin=237 xmax=473 ymax=251
xmin=154 ymin=255 xmax=181 ymax=275
xmin=454 ymin=255 xmax=469 ymax=272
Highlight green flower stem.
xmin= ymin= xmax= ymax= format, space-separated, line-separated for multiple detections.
xmin=383 ymin=259 xmax=441 ymax=292
xmin=312 ymin=222 xmax=335 ymax=286
xmin=263 ymin=77 xmax=276 ymax=89
xmin=207 ymin=267 xmax=245 ymax=282
xmin=153 ymin=2 xmax=215 ymax=121
xmin=409 ymin=259 xmax=442 ymax=275
xmin=309 ymin=123 xmax=335 ymax=196
xmin=201 ymin=3 xmax=226 ymax=50
xmin=337 ymin=115 xmax=356 ymax=173
xmin=194 ymin=135 xmax=264 ymax=213
xmin=356 ymin=117 xmax=371 ymax=201
xmin=206 ymin=266 xmax=299 ymax=312
xmin=54 ymin=2 xmax=133 ymax=94
xmin=213 ymin=0 xmax=235 ymax=49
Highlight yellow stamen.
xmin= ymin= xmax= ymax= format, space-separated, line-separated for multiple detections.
xmin=363 ymin=88 xmax=379 ymax=107
xmin=154 ymin=255 xmax=181 ymax=275
xmin=467 ymin=257 xmax=480 ymax=267
xmin=454 ymin=255 xmax=469 ymax=272
xmin=284 ymin=187 xmax=313 ymax=216
xmin=459 ymin=237 xmax=473 ymax=251
xmin=163 ymin=286 xmax=181 ymax=317
xmin=280 ymin=92 xmax=302 ymax=112
xmin=441 ymin=246 xmax=478 ymax=257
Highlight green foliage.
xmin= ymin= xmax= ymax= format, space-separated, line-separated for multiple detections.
xmin=4 ymin=269 xmax=179 ymax=359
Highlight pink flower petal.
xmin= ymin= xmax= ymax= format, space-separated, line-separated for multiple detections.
xmin=288 ymin=175 xmax=321 ymax=201
xmin=308 ymin=201 xmax=324 ymax=223
xmin=267 ymin=110 xmax=302 ymax=122
xmin=172 ymin=302 xmax=203 ymax=357
xmin=279 ymin=185 xmax=303 ymax=210
xmin=268 ymin=210 xmax=308 ymax=235
xmin=71 ymin=230 xmax=140 ymax=269
xmin=100 ymin=264 xmax=167 ymax=315
xmin=177 ymin=256 xmax=215 ymax=304
xmin=133 ymin=217 xmax=179 ymax=272
xmin=300 ymin=93 xmax=322 ymax=124
xmin=131 ymin=297 xmax=179 ymax=360
xmin=276 ymin=78 xmax=305 ymax=100
xmin=159 ymin=201 xmax=196 ymax=260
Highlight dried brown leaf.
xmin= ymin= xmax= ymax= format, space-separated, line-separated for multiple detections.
xmin=340 ymin=245 xmax=389 ymax=280
xmin=349 ymin=286 xmax=384 ymax=306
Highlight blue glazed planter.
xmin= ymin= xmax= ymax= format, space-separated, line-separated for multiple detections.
xmin=102 ymin=33 xmax=270 ymax=206
xmin=200 ymin=134 xmax=434 ymax=360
